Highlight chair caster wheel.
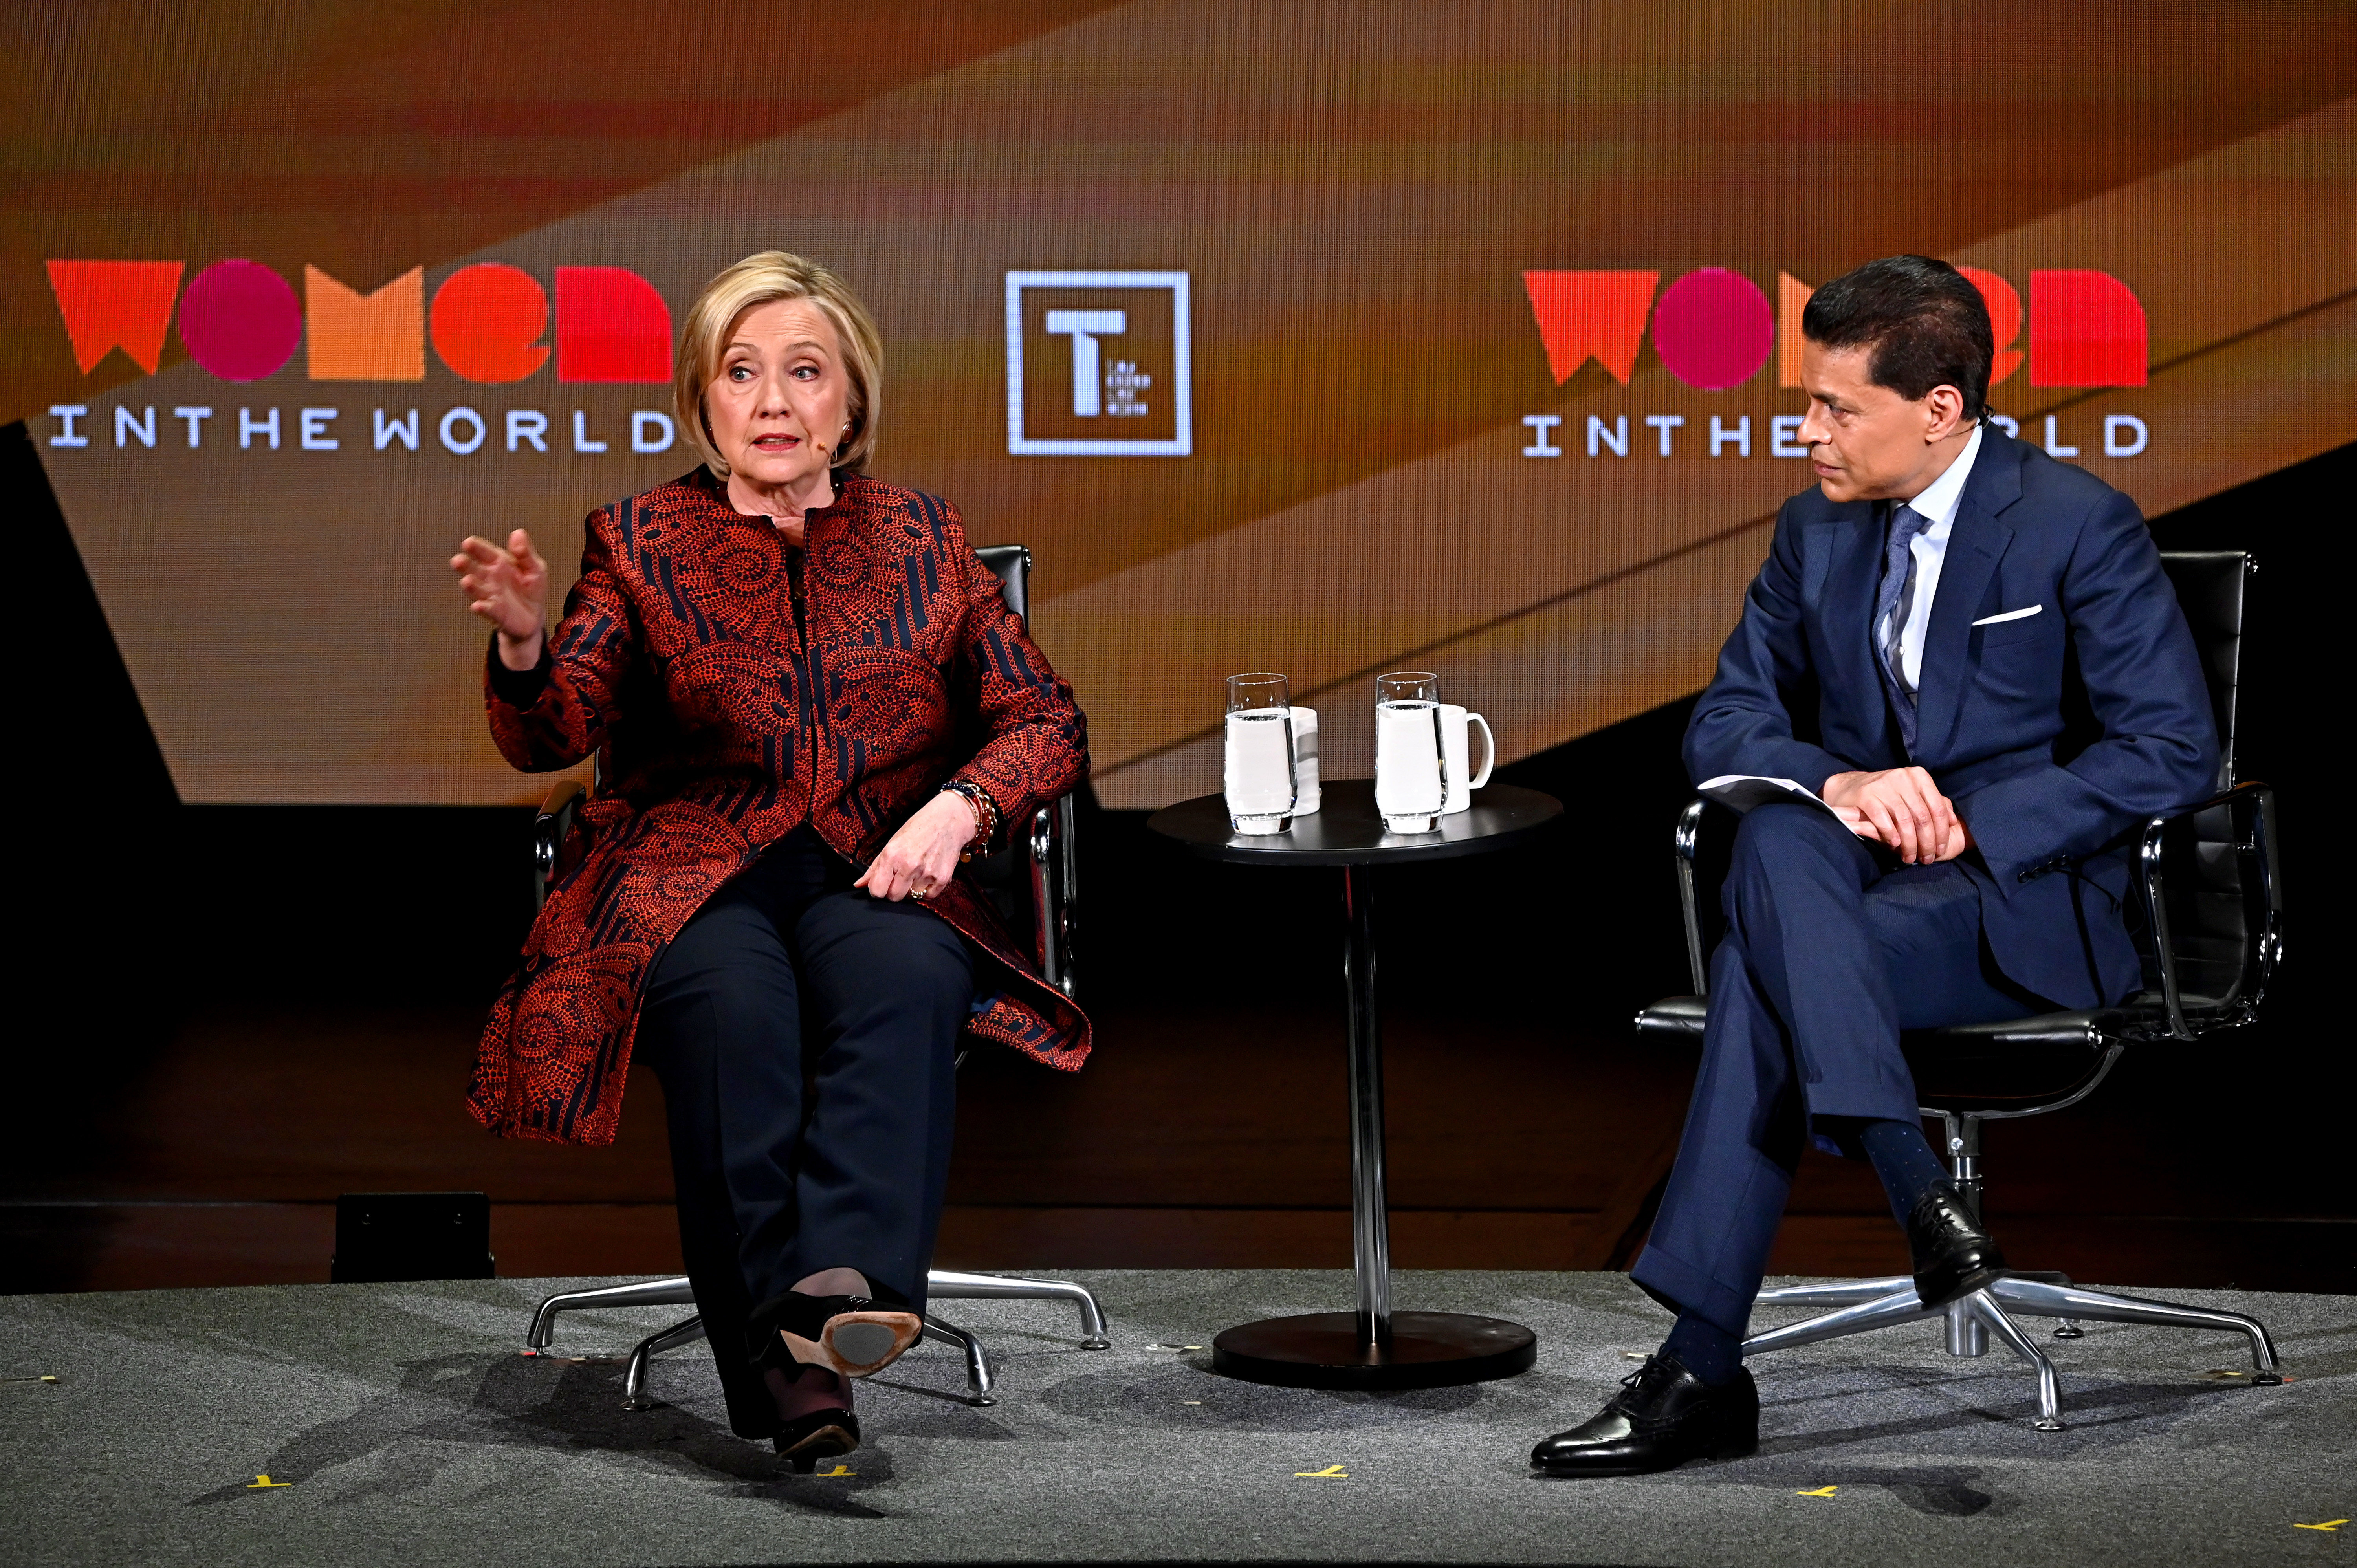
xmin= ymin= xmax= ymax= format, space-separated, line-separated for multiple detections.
xmin=2053 ymin=1321 xmax=2085 ymax=1339
xmin=2252 ymin=1372 xmax=2284 ymax=1385
xmin=2033 ymin=1417 xmax=2067 ymax=1432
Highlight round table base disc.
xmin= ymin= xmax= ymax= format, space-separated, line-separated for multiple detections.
xmin=1211 ymin=1310 xmax=1537 ymax=1390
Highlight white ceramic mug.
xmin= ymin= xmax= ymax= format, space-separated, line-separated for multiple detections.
xmin=1289 ymin=706 xmax=1321 ymax=815
xmin=1440 ymin=705 xmax=1495 ymax=814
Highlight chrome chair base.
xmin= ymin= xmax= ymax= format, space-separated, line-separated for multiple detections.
xmin=623 ymin=1313 xmax=707 ymax=1411
xmin=523 ymin=1269 xmax=1113 ymax=1409
xmin=1745 ymin=1271 xmax=2282 ymax=1431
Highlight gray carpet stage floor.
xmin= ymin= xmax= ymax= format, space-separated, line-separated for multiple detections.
xmin=3 ymin=1271 xmax=2351 ymax=1567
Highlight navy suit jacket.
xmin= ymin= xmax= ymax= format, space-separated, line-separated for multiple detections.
xmin=1684 ymin=430 xmax=2218 ymax=1010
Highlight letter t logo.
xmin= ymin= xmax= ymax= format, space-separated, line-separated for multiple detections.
xmin=1044 ymin=310 xmax=1126 ymax=416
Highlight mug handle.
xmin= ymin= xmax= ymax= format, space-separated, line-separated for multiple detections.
xmin=1466 ymin=713 xmax=1496 ymax=789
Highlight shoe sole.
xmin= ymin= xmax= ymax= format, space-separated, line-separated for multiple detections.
xmin=781 ymin=1311 xmax=924 ymax=1378
xmin=1532 ymin=1435 xmax=1758 ymax=1477
xmin=1917 ymin=1260 xmax=2005 ymax=1312
xmin=778 ymin=1423 xmax=857 ymax=1473
xmin=1533 ymin=1458 xmax=1681 ymax=1477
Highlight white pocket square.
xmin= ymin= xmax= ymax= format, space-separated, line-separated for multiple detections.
xmin=1972 ymin=604 xmax=2042 ymax=627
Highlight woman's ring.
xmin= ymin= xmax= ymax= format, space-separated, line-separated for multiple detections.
xmin=911 ymin=882 xmax=931 ymax=899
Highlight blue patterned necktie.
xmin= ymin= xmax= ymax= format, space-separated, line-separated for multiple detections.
xmin=1875 ymin=501 xmax=1934 ymax=754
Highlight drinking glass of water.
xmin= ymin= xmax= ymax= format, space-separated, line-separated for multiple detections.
xmin=1224 ymin=673 xmax=1298 ymax=835
xmin=1374 ymin=670 xmax=1447 ymax=833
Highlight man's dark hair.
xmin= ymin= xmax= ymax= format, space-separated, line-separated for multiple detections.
xmin=1802 ymin=255 xmax=1994 ymax=423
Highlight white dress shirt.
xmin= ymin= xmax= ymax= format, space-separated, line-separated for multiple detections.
xmin=1881 ymin=420 xmax=1984 ymax=691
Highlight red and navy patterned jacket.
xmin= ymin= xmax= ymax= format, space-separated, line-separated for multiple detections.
xmin=469 ymin=467 xmax=1091 ymax=1146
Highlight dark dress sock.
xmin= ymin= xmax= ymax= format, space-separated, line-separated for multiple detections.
xmin=1857 ymin=1117 xmax=1951 ymax=1227
xmin=1661 ymin=1310 xmax=1744 ymax=1387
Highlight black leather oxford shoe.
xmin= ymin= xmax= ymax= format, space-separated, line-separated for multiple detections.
xmin=1529 ymin=1354 xmax=1759 ymax=1477
xmin=1907 ymin=1179 xmax=2008 ymax=1309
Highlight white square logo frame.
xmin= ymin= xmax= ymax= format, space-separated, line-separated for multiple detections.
xmin=1004 ymin=270 xmax=1192 ymax=456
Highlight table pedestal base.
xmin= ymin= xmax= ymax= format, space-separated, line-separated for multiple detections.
xmin=1212 ymin=1311 xmax=1537 ymax=1390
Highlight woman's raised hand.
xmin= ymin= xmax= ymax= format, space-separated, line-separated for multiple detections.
xmin=452 ymin=529 xmax=548 ymax=670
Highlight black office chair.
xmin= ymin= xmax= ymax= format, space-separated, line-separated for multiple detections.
xmin=1636 ymin=551 xmax=2283 ymax=1431
xmin=519 ymin=544 xmax=1106 ymax=1408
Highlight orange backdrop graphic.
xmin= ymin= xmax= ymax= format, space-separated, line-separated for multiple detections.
xmin=6 ymin=2 xmax=2352 ymax=805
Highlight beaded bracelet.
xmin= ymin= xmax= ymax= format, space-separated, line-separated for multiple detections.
xmin=940 ymin=780 xmax=1000 ymax=861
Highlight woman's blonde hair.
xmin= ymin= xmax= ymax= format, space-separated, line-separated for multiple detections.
xmin=673 ymin=250 xmax=883 ymax=476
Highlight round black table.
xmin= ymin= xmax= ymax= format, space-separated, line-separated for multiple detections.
xmin=1147 ymin=778 xmax=1563 ymax=1389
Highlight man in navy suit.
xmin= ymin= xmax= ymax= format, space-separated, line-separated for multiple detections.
xmin=1533 ymin=255 xmax=2217 ymax=1477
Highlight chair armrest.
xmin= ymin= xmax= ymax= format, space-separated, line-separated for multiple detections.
xmin=1673 ymin=798 xmax=1709 ymax=995
xmin=1027 ymin=793 xmax=1079 ymax=999
xmin=2134 ymin=779 xmax=2279 ymax=1041
xmin=532 ymin=779 xmax=588 ymax=910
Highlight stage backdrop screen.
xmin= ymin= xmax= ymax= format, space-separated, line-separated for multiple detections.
xmin=9 ymin=3 xmax=2353 ymax=805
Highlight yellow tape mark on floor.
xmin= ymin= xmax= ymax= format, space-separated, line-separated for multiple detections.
xmin=1796 ymin=1486 xmax=1838 ymax=1497
xmin=1295 ymin=1465 xmax=1348 ymax=1478
xmin=2291 ymin=1520 xmax=2347 ymax=1532
xmin=814 ymin=1465 xmax=856 ymax=1478
xmin=245 ymin=1476 xmax=291 ymax=1489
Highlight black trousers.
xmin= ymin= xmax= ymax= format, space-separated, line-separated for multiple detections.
xmin=638 ymin=829 xmax=973 ymax=1436
xmin=1631 ymin=803 xmax=2045 ymax=1336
